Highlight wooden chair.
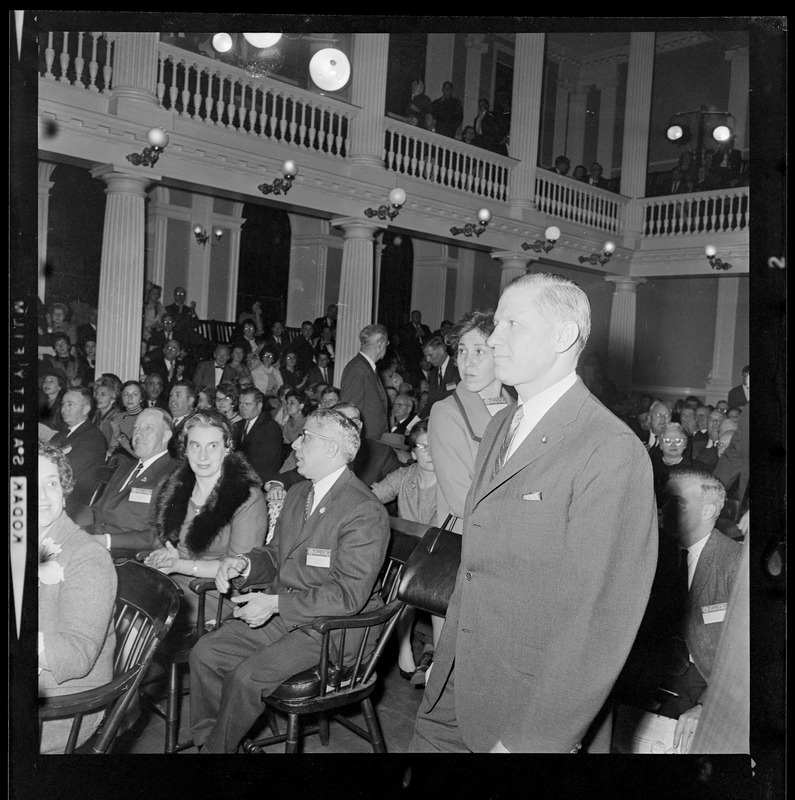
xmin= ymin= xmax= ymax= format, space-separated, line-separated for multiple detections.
xmin=38 ymin=559 xmax=181 ymax=753
xmin=240 ymin=527 xmax=420 ymax=753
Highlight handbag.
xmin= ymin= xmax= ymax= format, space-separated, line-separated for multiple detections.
xmin=397 ymin=514 xmax=461 ymax=617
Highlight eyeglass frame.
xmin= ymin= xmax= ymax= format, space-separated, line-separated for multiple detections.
xmin=296 ymin=428 xmax=339 ymax=446
xmin=660 ymin=437 xmax=686 ymax=445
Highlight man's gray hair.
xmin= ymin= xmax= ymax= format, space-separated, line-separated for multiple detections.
xmin=505 ymin=272 xmax=591 ymax=355
xmin=359 ymin=323 xmax=388 ymax=347
xmin=309 ymin=408 xmax=361 ymax=464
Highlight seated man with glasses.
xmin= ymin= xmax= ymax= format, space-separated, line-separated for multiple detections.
xmin=189 ymin=408 xmax=390 ymax=753
xmin=650 ymin=423 xmax=692 ymax=506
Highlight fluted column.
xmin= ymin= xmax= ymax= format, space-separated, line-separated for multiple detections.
xmin=91 ymin=166 xmax=153 ymax=380
xmin=552 ymin=79 xmax=570 ymax=162
xmin=38 ymin=161 xmax=57 ymax=302
xmin=605 ymin=276 xmax=645 ymax=390
xmin=332 ymin=218 xmax=382 ymax=373
xmin=508 ymin=33 xmax=546 ymax=215
xmin=619 ymin=32 xmax=656 ymax=238
xmin=725 ymin=46 xmax=749 ymax=153
xmin=145 ymin=185 xmax=170 ymax=289
xmin=463 ymin=34 xmax=488 ymax=127
xmin=491 ymin=251 xmax=534 ymax=293
xmin=108 ymin=32 xmax=160 ymax=106
xmin=705 ymin=277 xmax=740 ymax=405
xmin=348 ymin=33 xmax=389 ymax=168
xmin=595 ymin=68 xmax=618 ymax=175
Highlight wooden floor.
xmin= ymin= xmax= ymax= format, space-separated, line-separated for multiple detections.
xmin=116 ymin=633 xmax=428 ymax=755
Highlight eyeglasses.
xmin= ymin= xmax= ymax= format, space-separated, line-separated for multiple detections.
xmin=413 ymin=443 xmax=430 ymax=452
xmin=661 ymin=438 xmax=685 ymax=445
xmin=297 ymin=429 xmax=338 ymax=445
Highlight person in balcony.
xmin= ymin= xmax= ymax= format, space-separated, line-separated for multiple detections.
xmin=404 ymin=79 xmax=432 ymax=130
xmin=430 ymin=81 xmax=463 ymax=139
xmin=461 ymin=126 xmax=476 ymax=145
xmin=550 ymin=155 xmax=570 ymax=176
xmin=708 ymin=135 xmax=743 ymax=189
xmin=473 ymin=98 xmax=503 ymax=154
xmin=677 ymin=151 xmax=697 ymax=191
xmin=588 ymin=162 xmax=610 ymax=190
xmin=572 ymin=164 xmax=589 ymax=183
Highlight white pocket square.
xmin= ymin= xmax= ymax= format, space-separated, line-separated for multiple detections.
xmin=522 ymin=492 xmax=543 ymax=501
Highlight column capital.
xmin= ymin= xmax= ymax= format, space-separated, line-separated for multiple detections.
xmin=330 ymin=217 xmax=383 ymax=239
xmin=604 ymin=276 xmax=646 ymax=292
xmin=490 ymin=251 xmax=535 ymax=269
xmin=90 ymin=164 xmax=157 ymax=196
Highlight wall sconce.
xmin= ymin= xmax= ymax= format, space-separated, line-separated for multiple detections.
xmin=578 ymin=241 xmax=616 ymax=266
xmin=365 ymin=188 xmax=407 ymax=221
xmin=126 ymin=127 xmax=169 ymax=167
xmin=522 ymin=226 xmax=561 ymax=254
xmin=258 ymin=161 xmax=298 ymax=196
xmin=451 ymin=208 xmax=491 ymax=237
xmin=193 ymin=225 xmax=223 ymax=247
xmin=705 ymin=245 xmax=732 ymax=270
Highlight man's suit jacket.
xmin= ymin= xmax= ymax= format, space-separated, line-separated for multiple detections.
xmin=142 ymin=354 xmax=187 ymax=390
xmin=234 ymin=412 xmax=284 ymax=485
xmin=51 ymin=421 xmax=108 ymax=507
xmin=423 ymin=358 xmax=460 ymax=417
xmin=713 ymin=406 xmax=749 ymax=504
xmin=240 ymin=468 xmax=390 ymax=648
xmin=340 ymin=353 xmax=389 ymax=441
xmin=421 ymin=377 xmax=658 ymax=752
xmin=589 ymin=176 xmax=610 ymax=190
xmin=90 ymin=451 xmax=179 ymax=550
xmin=261 ymin=335 xmax=292 ymax=361
xmin=474 ymin=110 xmax=501 ymax=152
xmin=192 ymin=360 xmax=236 ymax=391
xmin=727 ymin=384 xmax=748 ymax=408
xmin=306 ymin=363 xmax=333 ymax=388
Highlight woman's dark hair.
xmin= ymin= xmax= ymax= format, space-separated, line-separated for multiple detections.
xmin=215 ymin=381 xmax=240 ymax=405
xmin=40 ymin=370 xmax=67 ymax=392
xmin=38 ymin=441 xmax=75 ymax=498
xmin=283 ymin=388 xmax=307 ymax=410
xmin=445 ymin=308 xmax=496 ymax=351
xmin=408 ymin=420 xmax=429 ymax=450
xmin=120 ymin=380 xmax=144 ymax=403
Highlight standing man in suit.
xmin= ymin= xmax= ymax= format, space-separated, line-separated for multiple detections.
xmin=653 ymin=468 xmax=743 ymax=753
xmin=410 ymin=272 xmax=658 ymax=753
xmin=84 ymin=408 xmax=178 ymax=552
xmin=193 ymin=344 xmax=236 ymax=392
xmin=262 ymin=320 xmax=291 ymax=363
xmin=189 ymin=408 xmax=390 ymax=753
xmin=164 ymin=286 xmax=199 ymax=345
xmin=727 ymin=365 xmax=749 ymax=409
xmin=473 ymin=98 xmax=502 ymax=153
xmin=234 ymin=387 xmax=283 ymax=486
xmin=430 ymin=81 xmax=463 ymax=139
xmin=339 ymin=323 xmax=389 ymax=441
xmin=313 ymin=304 xmax=337 ymax=339
xmin=421 ymin=336 xmax=460 ymax=418
xmin=402 ymin=310 xmax=432 ymax=369
xmin=50 ymin=388 xmax=107 ymax=510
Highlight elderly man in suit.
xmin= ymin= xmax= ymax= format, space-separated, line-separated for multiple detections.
xmin=652 ymin=468 xmax=743 ymax=753
xmin=410 ymin=272 xmax=658 ymax=753
xmin=339 ymin=323 xmax=389 ymax=441
xmin=421 ymin=335 xmax=460 ymax=418
xmin=81 ymin=407 xmax=178 ymax=552
xmin=234 ymin=387 xmax=283 ymax=486
xmin=189 ymin=408 xmax=390 ymax=753
xmin=50 ymin=388 xmax=107 ymax=511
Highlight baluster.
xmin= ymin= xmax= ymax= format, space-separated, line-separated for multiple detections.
xmin=248 ymin=86 xmax=259 ymax=135
xmin=259 ymin=89 xmax=270 ymax=138
xmin=156 ymin=50 xmax=166 ymax=106
xmin=287 ymin=96 xmax=298 ymax=144
xmin=215 ymin=74 xmax=227 ymax=127
xmin=317 ymin=108 xmax=327 ymax=151
xmin=394 ymin=132 xmax=404 ymax=173
xmin=405 ymin=136 xmax=416 ymax=177
xmin=58 ymin=32 xmax=71 ymax=84
xmin=297 ymin=102 xmax=307 ymax=148
xmin=204 ymin=70 xmax=215 ymax=124
xmin=268 ymin=92 xmax=279 ymax=140
xmin=73 ymin=32 xmax=86 ymax=88
xmin=238 ymin=83 xmax=248 ymax=132
xmin=334 ymin=113 xmax=343 ymax=157
xmin=87 ymin=32 xmax=100 ymax=91
xmin=191 ymin=63 xmax=202 ymax=120
xmin=101 ymin=35 xmax=113 ymax=92
xmin=169 ymin=56 xmax=179 ymax=111
xmin=276 ymin=94 xmax=287 ymax=141
xmin=44 ymin=32 xmax=55 ymax=79
xmin=181 ymin=60 xmax=192 ymax=117
xmin=307 ymin=105 xmax=318 ymax=150
xmin=385 ymin=130 xmax=396 ymax=171
xmin=226 ymin=77 xmax=237 ymax=130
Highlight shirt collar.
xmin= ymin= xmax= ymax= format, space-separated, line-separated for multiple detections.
xmin=310 ymin=465 xmax=347 ymax=512
xmin=361 ymin=351 xmax=377 ymax=371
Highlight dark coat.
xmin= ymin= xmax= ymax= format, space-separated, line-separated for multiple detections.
xmin=233 ymin=412 xmax=284 ymax=485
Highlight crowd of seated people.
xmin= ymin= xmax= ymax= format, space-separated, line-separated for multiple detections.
xmin=36 ymin=278 xmax=750 ymax=754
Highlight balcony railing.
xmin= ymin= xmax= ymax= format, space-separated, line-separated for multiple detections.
xmin=535 ymin=172 xmax=626 ymax=234
xmin=641 ymin=187 xmax=749 ymax=236
xmin=38 ymin=31 xmax=115 ymax=93
xmin=383 ymin=117 xmax=514 ymax=202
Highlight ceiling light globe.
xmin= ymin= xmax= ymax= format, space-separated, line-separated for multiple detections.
xmin=705 ymin=245 xmax=717 ymax=258
xmin=243 ymin=33 xmax=282 ymax=48
xmin=712 ymin=125 xmax=732 ymax=143
xmin=545 ymin=226 xmax=561 ymax=242
xmin=389 ymin=188 xmax=406 ymax=207
xmin=212 ymin=33 xmax=234 ymax=53
xmin=603 ymin=241 xmax=616 ymax=254
xmin=146 ymin=128 xmax=169 ymax=149
xmin=477 ymin=208 xmax=492 ymax=224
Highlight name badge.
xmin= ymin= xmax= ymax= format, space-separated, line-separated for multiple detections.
xmin=129 ymin=487 xmax=153 ymax=504
xmin=306 ymin=548 xmax=331 ymax=568
xmin=445 ymin=382 xmax=457 ymax=391
xmin=701 ymin=602 xmax=727 ymax=624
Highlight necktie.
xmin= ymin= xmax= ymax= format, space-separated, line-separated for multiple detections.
xmin=121 ymin=462 xmax=144 ymax=493
xmin=303 ymin=486 xmax=315 ymax=526
xmin=493 ymin=405 xmax=524 ymax=476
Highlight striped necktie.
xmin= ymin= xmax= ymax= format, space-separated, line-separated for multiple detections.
xmin=493 ymin=405 xmax=524 ymax=477
xmin=303 ymin=486 xmax=315 ymax=526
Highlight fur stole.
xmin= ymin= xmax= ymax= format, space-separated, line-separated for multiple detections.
xmin=154 ymin=451 xmax=261 ymax=556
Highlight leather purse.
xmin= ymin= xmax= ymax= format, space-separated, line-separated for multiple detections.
xmin=397 ymin=514 xmax=461 ymax=617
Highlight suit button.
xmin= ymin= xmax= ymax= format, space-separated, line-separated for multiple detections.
xmin=465 ymin=572 xmax=472 ymax=580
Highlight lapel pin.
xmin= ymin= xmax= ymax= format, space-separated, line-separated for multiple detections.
xmin=319 ymin=507 xmax=326 ymax=515
xmin=541 ymin=436 xmax=548 ymax=443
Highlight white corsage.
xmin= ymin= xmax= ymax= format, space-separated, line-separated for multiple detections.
xmin=39 ymin=537 xmax=65 ymax=585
